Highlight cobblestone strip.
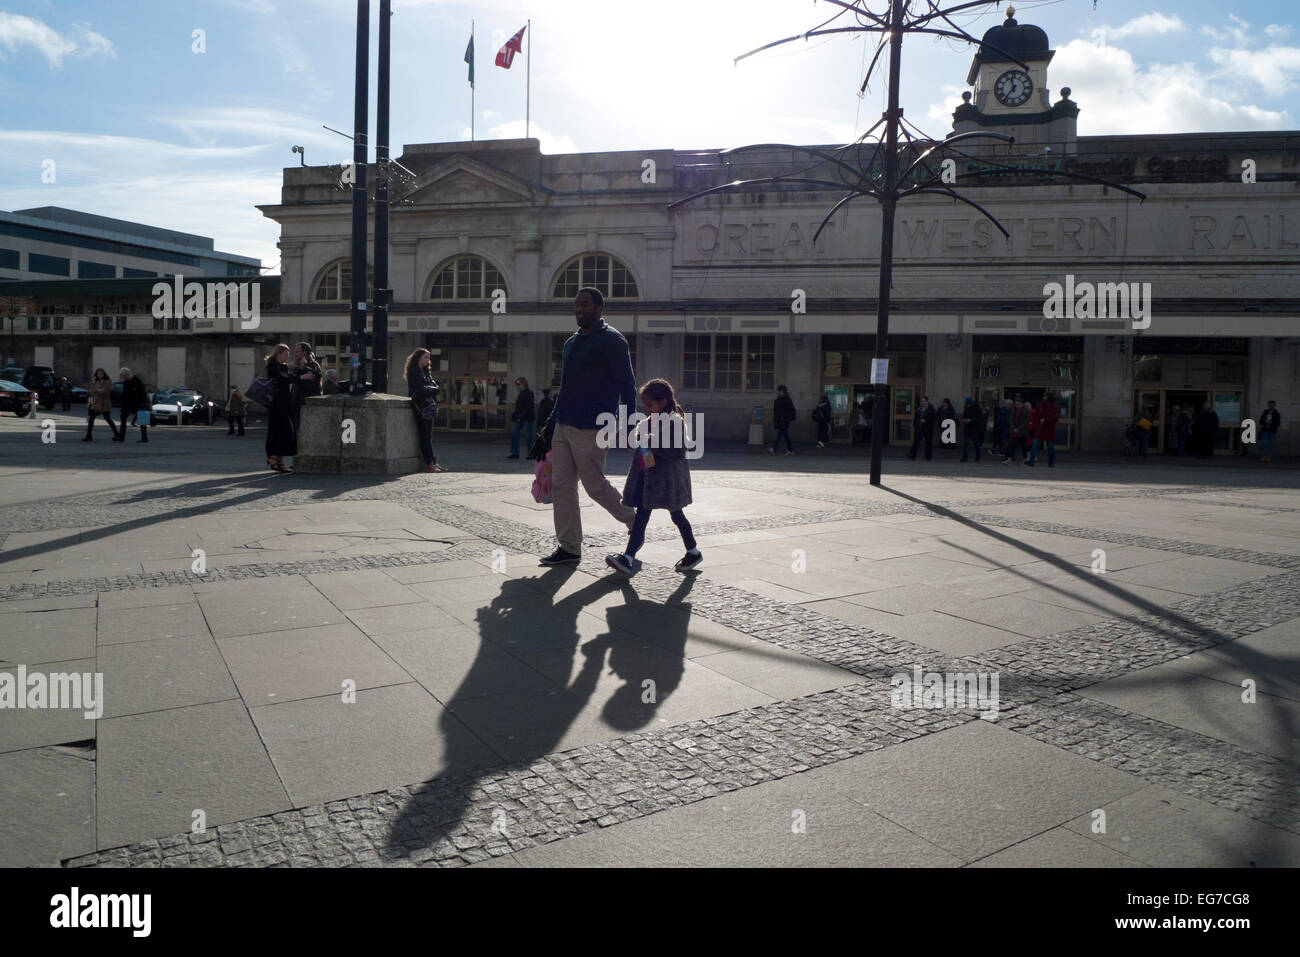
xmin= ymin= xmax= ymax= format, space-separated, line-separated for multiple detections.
xmin=64 ymin=681 xmax=979 ymax=868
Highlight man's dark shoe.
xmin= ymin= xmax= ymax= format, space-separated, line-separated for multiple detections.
xmin=605 ymin=553 xmax=635 ymax=576
xmin=540 ymin=548 xmax=580 ymax=566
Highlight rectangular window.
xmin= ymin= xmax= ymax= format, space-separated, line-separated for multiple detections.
xmin=714 ymin=334 xmax=742 ymax=391
xmin=153 ymin=316 xmax=164 ymax=331
xmin=89 ymin=316 xmax=100 ymax=330
xmin=745 ymin=335 xmax=775 ymax=391
xmin=167 ymin=317 xmax=179 ymax=331
xmin=39 ymin=317 xmax=51 ymax=330
xmin=116 ymin=316 xmax=128 ymax=330
xmin=53 ymin=317 xmax=64 ymax=330
xmin=26 ymin=317 xmax=37 ymax=330
xmin=0 ymin=248 xmax=19 ymax=269
xmin=682 ymin=334 xmax=711 ymax=390
xmin=29 ymin=253 xmax=70 ymax=276
xmin=77 ymin=260 xmax=116 ymax=279
xmin=123 ymin=267 xmax=156 ymax=279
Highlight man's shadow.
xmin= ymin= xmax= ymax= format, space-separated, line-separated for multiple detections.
xmin=383 ymin=566 xmax=695 ymax=860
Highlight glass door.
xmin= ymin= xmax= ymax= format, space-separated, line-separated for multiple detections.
xmin=826 ymin=384 xmax=852 ymax=443
xmin=892 ymin=386 xmax=915 ymax=444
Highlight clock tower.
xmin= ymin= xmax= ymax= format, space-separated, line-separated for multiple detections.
xmin=952 ymin=6 xmax=1079 ymax=153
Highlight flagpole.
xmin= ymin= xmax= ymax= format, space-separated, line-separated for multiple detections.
xmin=471 ymin=19 xmax=475 ymax=141
xmin=526 ymin=19 xmax=531 ymax=140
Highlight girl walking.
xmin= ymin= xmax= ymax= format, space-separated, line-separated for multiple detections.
xmin=404 ymin=348 xmax=445 ymax=472
xmin=83 ymin=368 xmax=120 ymax=441
xmin=605 ymin=378 xmax=702 ymax=575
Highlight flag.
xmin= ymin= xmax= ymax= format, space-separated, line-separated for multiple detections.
xmin=495 ymin=25 xmax=526 ymax=69
xmin=464 ymin=34 xmax=474 ymax=87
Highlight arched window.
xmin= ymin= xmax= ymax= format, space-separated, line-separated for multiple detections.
xmin=552 ymin=253 xmax=638 ymax=300
xmin=313 ymin=259 xmax=373 ymax=302
xmin=426 ymin=255 xmax=507 ymax=300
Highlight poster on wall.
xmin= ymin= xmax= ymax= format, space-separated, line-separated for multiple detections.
xmin=1213 ymin=392 xmax=1241 ymax=423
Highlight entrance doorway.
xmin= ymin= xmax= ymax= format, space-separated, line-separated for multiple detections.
xmin=1132 ymin=389 xmax=1245 ymax=455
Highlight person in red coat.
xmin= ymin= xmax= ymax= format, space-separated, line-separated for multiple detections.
xmin=1027 ymin=393 xmax=1062 ymax=467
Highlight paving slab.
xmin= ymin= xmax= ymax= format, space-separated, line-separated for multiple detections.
xmin=507 ymin=754 xmax=962 ymax=867
xmin=0 ymin=746 xmax=95 ymax=867
xmin=217 ymin=622 xmax=413 ymax=706
xmin=249 ymin=682 xmax=499 ymax=808
xmin=0 ymin=657 xmax=98 ymax=752
xmin=97 ymin=602 xmax=211 ymax=645
xmin=943 ymin=594 xmax=1109 ymax=639
xmin=839 ymin=720 xmax=1145 ymax=862
xmin=0 ymin=608 xmax=96 ymax=665
xmin=0 ymin=594 xmax=98 ymax=614
xmin=97 ymin=634 xmax=238 ymax=718
xmin=1063 ymin=784 xmax=1300 ymax=867
xmin=1163 ymin=618 xmax=1300 ymax=703
xmin=305 ymin=570 xmax=424 ymax=611
xmin=864 ymin=610 xmax=1030 ymax=655
xmin=96 ymin=584 xmax=197 ymax=611
xmin=692 ymin=644 xmax=864 ymax=699
xmin=97 ymin=698 xmax=290 ymax=848
xmin=968 ymin=826 xmax=1147 ymax=868
xmin=1108 ymin=555 xmax=1281 ymax=596
xmin=195 ymin=577 xmax=345 ymax=638
xmin=367 ymin=624 xmax=559 ymax=703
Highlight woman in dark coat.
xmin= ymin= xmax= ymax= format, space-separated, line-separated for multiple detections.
xmin=404 ymin=348 xmax=445 ymax=472
xmin=264 ymin=343 xmax=313 ymax=471
xmin=605 ymin=378 xmax=700 ymax=576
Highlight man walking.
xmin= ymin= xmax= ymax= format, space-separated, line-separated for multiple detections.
xmin=769 ymin=385 xmax=796 ymax=455
xmin=508 ymin=376 xmax=535 ymax=459
xmin=116 ymin=368 xmax=150 ymax=443
xmin=535 ymin=287 xmax=638 ymax=566
xmin=1260 ymin=400 xmax=1281 ymax=462
xmin=907 ymin=395 xmax=936 ymax=461
xmin=226 ymin=385 xmax=246 ymax=436
xmin=813 ymin=394 xmax=832 ymax=448
xmin=536 ymin=388 xmax=555 ymax=433
xmin=1002 ymin=395 xmax=1030 ymax=464
xmin=960 ymin=397 xmax=986 ymax=462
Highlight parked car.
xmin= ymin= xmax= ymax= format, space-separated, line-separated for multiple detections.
xmin=68 ymin=384 xmax=90 ymax=403
xmin=0 ymin=379 xmax=35 ymax=416
xmin=0 ymin=367 xmax=56 ymax=409
xmin=151 ymin=390 xmax=204 ymax=424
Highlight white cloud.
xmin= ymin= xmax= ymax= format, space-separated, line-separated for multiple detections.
xmin=0 ymin=12 xmax=115 ymax=67
xmin=1202 ymin=13 xmax=1251 ymax=45
xmin=1051 ymin=38 xmax=1287 ymax=133
xmin=1265 ymin=24 xmax=1291 ymax=39
xmin=462 ymin=120 xmax=577 ymax=155
xmin=157 ymin=107 xmax=344 ymax=156
xmin=1209 ymin=44 xmax=1300 ymax=95
xmin=1101 ymin=13 xmax=1185 ymax=40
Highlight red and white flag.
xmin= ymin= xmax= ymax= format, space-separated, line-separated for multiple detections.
xmin=495 ymin=25 xmax=526 ymax=68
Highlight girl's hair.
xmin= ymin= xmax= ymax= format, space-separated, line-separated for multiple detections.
xmin=93 ymin=368 xmax=107 ymax=380
xmin=264 ymin=342 xmax=290 ymax=364
xmin=403 ymin=348 xmax=431 ymax=382
xmin=640 ymin=378 xmax=684 ymax=416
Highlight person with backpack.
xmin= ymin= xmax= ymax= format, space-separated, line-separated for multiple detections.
xmin=605 ymin=378 xmax=700 ymax=576
xmin=813 ymin=394 xmax=832 ymax=448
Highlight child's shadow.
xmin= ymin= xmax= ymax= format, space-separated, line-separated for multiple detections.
xmin=588 ymin=573 xmax=698 ymax=732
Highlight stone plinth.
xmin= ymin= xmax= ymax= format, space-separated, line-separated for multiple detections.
xmin=293 ymin=393 xmax=422 ymax=474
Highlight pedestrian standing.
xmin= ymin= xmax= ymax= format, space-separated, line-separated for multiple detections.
xmin=405 ymin=348 xmax=444 ymax=472
xmin=1002 ymin=395 xmax=1030 ymax=464
xmin=508 ymin=376 xmax=535 ymax=459
xmin=1027 ymin=392 xmax=1061 ymax=467
xmin=936 ymin=398 xmax=958 ymax=449
xmin=1194 ymin=401 xmax=1219 ymax=457
xmin=533 ymin=287 xmax=638 ymax=565
xmin=226 ymin=386 xmax=246 ymax=436
xmin=264 ymin=343 xmax=313 ymax=472
xmin=1174 ymin=405 xmax=1192 ymax=456
xmin=83 ymin=369 xmax=119 ymax=441
xmin=992 ymin=399 xmax=1010 ymax=454
xmin=536 ymin=387 xmax=555 ymax=433
xmin=1259 ymin=400 xmax=1281 ymax=462
xmin=117 ymin=368 xmax=150 ymax=443
xmin=291 ymin=341 xmax=322 ymax=435
xmin=960 ymin=398 xmax=986 ymax=462
xmin=322 ymin=369 xmax=340 ymax=395
xmin=908 ymin=395 xmax=936 ymax=461
xmin=605 ymin=378 xmax=701 ymax=576
xmin=813 ymin=394 xmax=832 ymax=448
xmin=58 ymin=376 xmax=73 ymax=413
xmin=769 ymin=385 xmax=796 ymax=455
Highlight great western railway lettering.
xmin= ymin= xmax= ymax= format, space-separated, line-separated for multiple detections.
xmin=900 ymin=216 xmax=1118 ymax=255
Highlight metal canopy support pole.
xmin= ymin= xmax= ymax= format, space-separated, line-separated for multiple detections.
xmin=348 ymin=0 xmax=371 ymax=395
xmin=870 ymin=0 xmax=905 ymax=487
xmin=373 ymin=0 xmax=391 ymax=394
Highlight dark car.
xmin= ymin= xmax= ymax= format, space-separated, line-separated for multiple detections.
xmin=0 ymin=378 xmax=35 ymax=416
xmin=20 ymin=367 xmax=57 ymax=409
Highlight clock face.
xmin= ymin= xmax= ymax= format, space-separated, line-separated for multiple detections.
xmin=994 ymin=69 xmax=1033 ymax=107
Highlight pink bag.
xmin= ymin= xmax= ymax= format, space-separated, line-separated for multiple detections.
xmin=531 ymin=451 xmax=553 ymax=504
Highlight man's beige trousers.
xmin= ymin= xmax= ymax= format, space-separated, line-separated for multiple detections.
xmin=551 ymin=423 xmax=636 ymax=554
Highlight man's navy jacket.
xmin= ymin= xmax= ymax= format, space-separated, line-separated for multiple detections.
xmin=549 ymin=320 xmax=636 ymax=430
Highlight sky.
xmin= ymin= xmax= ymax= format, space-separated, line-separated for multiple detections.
xmin=1 ymin=0 xmax=1297 ymax=271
